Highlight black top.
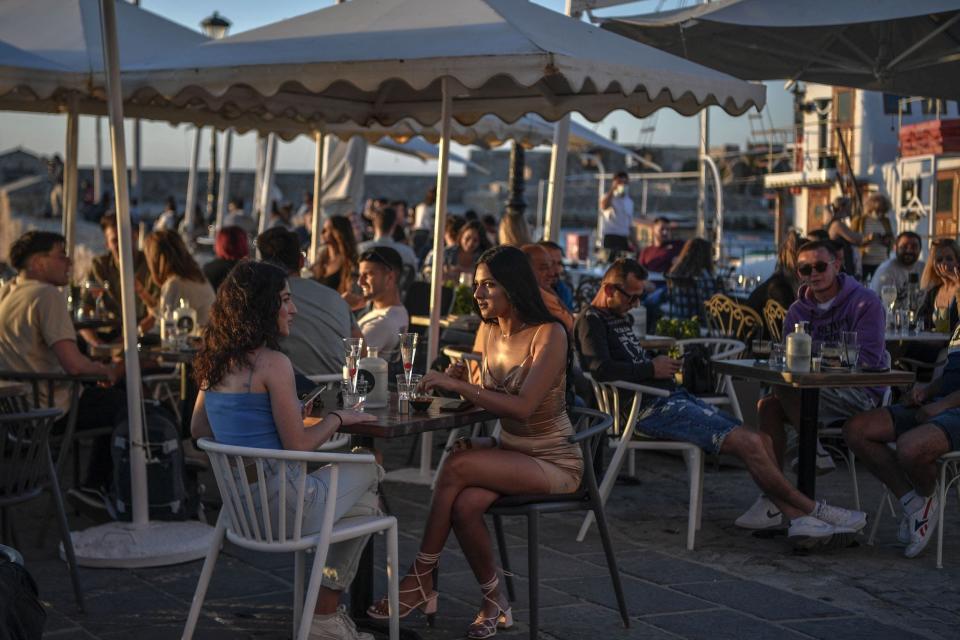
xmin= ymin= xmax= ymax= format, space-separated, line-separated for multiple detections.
xmin=916 ymin=284 xmax=960 ymax=331
xmin=574 ymin=305 xmax=655 ymax=383
xmin=202 ymin=258 xmax=239 ymax=292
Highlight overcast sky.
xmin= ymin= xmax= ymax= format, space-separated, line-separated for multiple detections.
xmin=0 ymin=0 xmax=792 ymax=174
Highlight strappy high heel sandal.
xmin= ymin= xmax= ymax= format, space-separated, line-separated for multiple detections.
xmin=466 ymin=573 xmax=513 ymax=639
xmin=367 ymin=550 xmax=440 ymax=626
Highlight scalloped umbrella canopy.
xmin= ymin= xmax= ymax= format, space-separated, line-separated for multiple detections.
xmin=121 ymin=0 xmax=765 ymax=129
xmin=599 ymin=0 xmax=960 ymax=100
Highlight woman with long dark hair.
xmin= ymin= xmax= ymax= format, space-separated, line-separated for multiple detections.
xmin=368 ymin=245 xmax=578 ymax=638
xmin=312 ymin=214 xmax=359 ymax=295
xmin=141 ymin=229 xmax=216 ymax=327
xmin=190 ymin=261 xmax=378 ymax=639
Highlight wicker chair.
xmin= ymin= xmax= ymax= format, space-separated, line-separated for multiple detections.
xmin=763 ymin=299 xmax=788 ymax=343
xmin=703 ymin=294 xmax=763 ymax=342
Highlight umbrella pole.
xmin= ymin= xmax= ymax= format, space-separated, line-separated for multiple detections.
xmin=68 ymin=0 xmax=215 ymax=569
xmin=697 ymin=109 xmax=709 ymax=238
xmin=93 ymin=117 xmax=103 ymax=204
xmin=309 ymin=130 xmax=325 ymax=265
xmin=544 ymin=115 xmax=570 ymax=242
xmin=214 ymin=129 xmax=232 ymax=233
xmin=62 ymin=98 xmax=79 ymax=258
xmin=258 ymin=133 xmax=278 ymax=235
xmin=423 ymin=77 xmax=453 ymax=479
xmin=184 ymin=126 xmax=201 ymax=239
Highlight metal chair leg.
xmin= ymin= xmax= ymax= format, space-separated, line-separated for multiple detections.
xmin=527 ymin=513 xmax=539 ymax=640
xmin=182 ymin=515 xmax=227 ymax=639
xmin=49 ymin=451 xmax=84 ymax=612
xmin=492 ymin=515 xmax=515 ymax=601
xmin=593 ymin=502 xmax=629 ymax=627
xmin=294 ymin=549 xmax=305 ymax=637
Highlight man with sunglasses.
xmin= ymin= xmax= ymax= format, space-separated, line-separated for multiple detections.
xmin=739 ymin=239 xmax=886 ymax=532
xmin=577 ymin=257 xmax=869 ymax=545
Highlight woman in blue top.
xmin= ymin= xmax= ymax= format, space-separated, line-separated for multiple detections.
xmin=190 ymin=261 xmax=378 ymax=640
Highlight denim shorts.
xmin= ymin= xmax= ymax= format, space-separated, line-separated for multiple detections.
xmin=887 ymin=403 xmax=960 ymax=452
xmin=635 ymin=388 xmax=742 ymax=455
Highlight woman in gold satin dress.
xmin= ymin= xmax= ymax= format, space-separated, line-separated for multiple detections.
xmin=368 ymin=245 xmax=579 ymax=638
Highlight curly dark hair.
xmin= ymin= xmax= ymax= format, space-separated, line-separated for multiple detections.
xmin=193 ymin=261 xmax=288 ymax=390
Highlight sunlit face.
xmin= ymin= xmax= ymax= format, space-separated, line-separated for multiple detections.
xmin=103 ymin=225 xmax=138 ymax=262
xmin=527 ymin=249 xmax=553 ymax=290
xmin=796 ymin=247 xmax=840 ymax=294
xmin=357 ymin=260 xmax=393 ymax=300
xmin=277 ymin=283 xmax=297 ymax=337
xmin=545 ymin=247 xmax=563 ymax=287
xmin=654 ymin=221 xmax=672 ymax=244
xmin=321 ymin=219 xmax=334 ymax=245
xmin=460 ymin=228 xmax=482 ymax=254
xmin=605 ymin=273 xmax=645 ymax=315
xmin=473 ymin=263 xmax=510 ymax=320
xmin=31 ymin=242 xmax=72 ymax=287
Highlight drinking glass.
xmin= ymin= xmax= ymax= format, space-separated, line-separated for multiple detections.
xmin=820 ymin=341 xmax=843 ymax=368
xmin=751 ymin=339 xmax=771 ymax=363
xmin=842 ymin=331 xmax=860 ymax=369
xmin=770 ymin=341 xmax=785 ymax=369
xmin=880 ymin=285 xmax=898 ymax=327
xmin=399 ymin=333 xmax=418 ymax=384
xmin=341 ymin=379 xmax=362 ymax=410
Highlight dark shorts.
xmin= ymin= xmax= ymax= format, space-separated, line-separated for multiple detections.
xmin=887 ymin=403 xmax=960 ymax=452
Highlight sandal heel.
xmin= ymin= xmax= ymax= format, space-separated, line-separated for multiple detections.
xmin=498 ymin=609 xmax=513 ymax=629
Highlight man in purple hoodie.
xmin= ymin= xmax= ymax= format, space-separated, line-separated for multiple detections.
xmin=737 ymin=239 xmax=887 ymax=531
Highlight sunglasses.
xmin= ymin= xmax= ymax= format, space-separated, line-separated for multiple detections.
xmin=612 ymin=284 xmax=643 ymax=304
xmin=797 ymin=261 xmax=833 ymax=277
xmin=358 ymin=248 xmax=400 ymax=272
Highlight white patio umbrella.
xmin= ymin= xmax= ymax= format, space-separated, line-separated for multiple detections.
xmin=599 ymin=0 xmax=960 ymax=99
xmin=122 ymin=0 xmax=763 ymax=482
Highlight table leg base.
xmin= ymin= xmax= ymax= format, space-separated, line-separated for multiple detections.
xmin=66 ymin=520 xmax=215 ymax=568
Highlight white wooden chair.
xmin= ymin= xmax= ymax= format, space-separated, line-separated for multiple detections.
xmin=577 ymin=375 xmax=704 ymax=550
xmin=675 ymin=338 xmax=746 ymax=422
xmin=182 ymin=439 xmax=399 ymax=640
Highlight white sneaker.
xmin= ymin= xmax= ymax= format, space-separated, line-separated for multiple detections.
xmin=787 ymin=516 xmax=836 ymax=548
xmin=308 ymin=607 xmax=374 ymax=640
xmin=789 ymin=440 xmax=837 ymax=476
xmin=812 ymin=500 xmax=867 ymax=532
xmin=735 ymin=495 xmax=783 ymax=529
xmin=904 ymin=492 xmax=940 ymax=559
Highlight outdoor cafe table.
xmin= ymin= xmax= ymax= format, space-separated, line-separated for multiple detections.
xmin=712 ymin=359 xmax=914 ymax=499
xmin=884 ymin=331 xmax=951 ymax=344
xmin=337 ymin=395 xmax=495 ymax=632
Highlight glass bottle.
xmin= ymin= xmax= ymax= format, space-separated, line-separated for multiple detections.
xmin=357 ymin=346 xmax=389 ymax=409
xmin=786 ymin=321 xmax=812 ymax=373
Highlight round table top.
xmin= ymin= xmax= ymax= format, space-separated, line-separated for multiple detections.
xmin=884 ymin=331 xmax=951 ymax=343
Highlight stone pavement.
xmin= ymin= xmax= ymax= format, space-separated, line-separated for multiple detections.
xmin=14 ymin=438 xmax=960 ymax=639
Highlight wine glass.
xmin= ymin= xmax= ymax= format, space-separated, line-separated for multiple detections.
xmin=399 ymin=332 xmax=418 ymax=384
xmin=342 ymin=337 xmax=364 ymax=393
xmin=880 ymin=284 xmax=897 ymax=313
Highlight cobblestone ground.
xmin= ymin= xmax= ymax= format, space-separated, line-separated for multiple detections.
xmin=16 ymin=436 xmax=960 ymax=639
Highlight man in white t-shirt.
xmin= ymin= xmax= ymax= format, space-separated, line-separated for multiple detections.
xmin=357 ymin=246 xmax=409 ymax=363
xmin=869 ymin=231 xmax=925 ymax=309
xmin=599 ymin=171 xmax=634 ymax=256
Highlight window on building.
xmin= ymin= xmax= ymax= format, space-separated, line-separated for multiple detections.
xmin=883 ymin=94 xmax=910 ymax=115
xmin=922 ymin=99 xmax=948 ymax=115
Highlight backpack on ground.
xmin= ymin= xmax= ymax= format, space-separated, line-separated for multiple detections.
xmin=109 ymin=400 xmax=198 ymax=521
xmin=681 ymin=344 xmax=714 ymax=396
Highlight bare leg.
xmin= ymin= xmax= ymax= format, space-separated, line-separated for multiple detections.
xmin=844 ymin=409 xmax=913 ymax=498
xmin=375 ymin=448 xmax=552 ymax=615
xmin=451 ymin=486 xmax=511 ymax=620
xmin=896 ymin=425 xmax=951 ymax=497
xmin=757 ymin=391 xmax=800 ymax=468
xmin=722 ymin=427 xmax=814 ymax=520
xmin=316 ymin=588 xmax=341 ymax=614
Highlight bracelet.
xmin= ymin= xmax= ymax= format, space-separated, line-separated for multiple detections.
xmin=475 ymin=385 xmax=482 ymax=401
xmin=328 ymin=411 xmax=343 ymax=428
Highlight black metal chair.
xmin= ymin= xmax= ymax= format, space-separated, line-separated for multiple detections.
xmin=0 ymin=408 xmax=84 ymax=611
xmin=487 ymin=407 xmax=628 ymax=639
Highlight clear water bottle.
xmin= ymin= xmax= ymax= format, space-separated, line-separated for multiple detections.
xmin=160 ymin=303 xmax=176 ymax=349
xmin=786 ymin=321 xmax=812 ymax=373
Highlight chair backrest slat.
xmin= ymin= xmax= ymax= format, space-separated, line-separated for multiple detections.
xmin=221 ymin=455 xmax=253 ymax=540
xmin=278 ymin=461 xmax=287 ymax=542
xmin=293 ymin=462 xmax=307 ymax=541
xmin=236 ymin=456 xmax=263 ymax=542
xmin=0 ymin=409 xmax=60 ymax=502
xmin=255 ymin=458 xmax=273 ymax=542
